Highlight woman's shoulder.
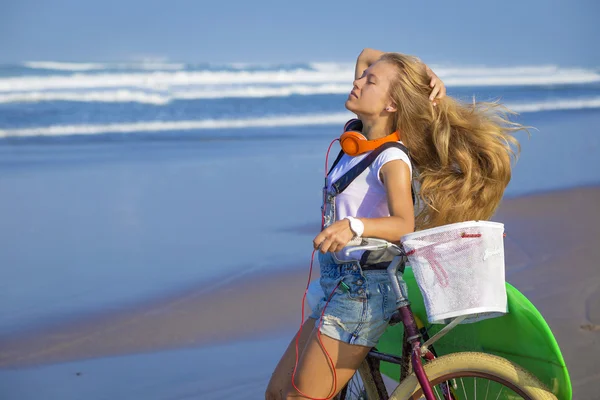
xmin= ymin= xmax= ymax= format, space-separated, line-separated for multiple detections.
xmin=372 ymin=143 xmax=413 ymax=178
xmin=376 ymin=142 xmax=411 ymax=164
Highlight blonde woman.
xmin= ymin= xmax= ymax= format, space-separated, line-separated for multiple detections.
xmin=266 ymin=48 xmax=522 ymax=400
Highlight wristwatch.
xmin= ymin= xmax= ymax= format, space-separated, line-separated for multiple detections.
xmin=345 ymin=216 xmax=364 ymax=238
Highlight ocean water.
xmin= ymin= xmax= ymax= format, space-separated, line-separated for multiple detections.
xmin=1 ymin=61 xmax=600 ymax=336
xmin=1 ymin=61 xmax=600 ymax=137
xmin=0 ymin=334 xmax=290 ymax=399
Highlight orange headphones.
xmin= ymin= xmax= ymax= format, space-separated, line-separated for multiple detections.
xmin=340 ymin=119 xmax=401 ymax=156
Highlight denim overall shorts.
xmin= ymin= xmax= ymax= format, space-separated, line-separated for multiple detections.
xmin=309 ymin=143 xmax=411 ymax=347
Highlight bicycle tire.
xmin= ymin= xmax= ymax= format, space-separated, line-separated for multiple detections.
xmin=338 ymin=356 xmax=388 ymax=399
xmin=389 ymin=352 xmax=557 ymax=400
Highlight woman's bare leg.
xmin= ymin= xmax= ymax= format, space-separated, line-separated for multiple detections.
xmin=265 ymin=318 xmax=317 ymax=400
xmin=283 ymin=328 xmax=371 ymax=399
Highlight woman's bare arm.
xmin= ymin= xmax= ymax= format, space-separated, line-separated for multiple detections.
xmin=355 ymin=48 xmax=385 ymax=80
xmin=313 ymin=160 xmax=414 ymax=253
xmin=354 ymin=48 xmax=446 ymax=103
xmin=360 ymin=159 xmax=415 ymax=241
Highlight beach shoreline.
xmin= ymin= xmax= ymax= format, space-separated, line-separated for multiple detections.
xmin=2 ymin=185 xmax=599 ymax=397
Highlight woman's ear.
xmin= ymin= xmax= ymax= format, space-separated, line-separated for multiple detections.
xmin=385 ymin=104 xmax=397 ymax=113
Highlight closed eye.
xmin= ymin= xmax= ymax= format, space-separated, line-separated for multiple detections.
xmin=367 ymin=72 xmax=379 ymax=85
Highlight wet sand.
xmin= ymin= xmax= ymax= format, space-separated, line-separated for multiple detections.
xmin=1 ymin=186 xmax=599 ymax=398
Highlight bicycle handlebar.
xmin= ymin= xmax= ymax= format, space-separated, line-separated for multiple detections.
xmin=343 ymin=237 xmax=404 ymax=258
xmin=344 ymin=238 xmax=408 ymax=305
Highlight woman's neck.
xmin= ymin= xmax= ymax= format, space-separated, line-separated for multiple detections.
xmin=361 ymin=118 xmax=396 ymax=141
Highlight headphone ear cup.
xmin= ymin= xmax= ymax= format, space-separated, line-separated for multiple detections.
xmin=340 ymin=131 xmax=367 ymax=156
xmin=344 ymin=119 xmax=363 ymax=133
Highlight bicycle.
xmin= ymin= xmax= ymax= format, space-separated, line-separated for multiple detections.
xmin=322 ymin=237 xmax=561 ymax=400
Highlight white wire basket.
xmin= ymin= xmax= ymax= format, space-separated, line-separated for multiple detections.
xmin=401 ymin=221 xmax=508 ymax=324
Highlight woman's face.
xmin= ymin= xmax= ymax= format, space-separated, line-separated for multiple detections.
xmin=345 ymin=60 xmax=396 ymax=118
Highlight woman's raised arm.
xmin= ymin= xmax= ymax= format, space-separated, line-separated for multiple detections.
xmin=355 ymin=48 xmax=446 ymax=104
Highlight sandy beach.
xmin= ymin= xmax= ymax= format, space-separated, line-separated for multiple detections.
xmin=1 ymin=185 xmax=598 ymax=398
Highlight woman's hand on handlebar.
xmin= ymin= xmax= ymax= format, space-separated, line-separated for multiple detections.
xmin=313 ymin=219 xmax=355 ymax=254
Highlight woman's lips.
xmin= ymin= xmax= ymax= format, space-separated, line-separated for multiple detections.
xmin=349 ymin=91 xmax=358 ymax=98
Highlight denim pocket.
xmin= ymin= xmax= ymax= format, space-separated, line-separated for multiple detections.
xmin=339 ymin=273 xmax=368 ymax=301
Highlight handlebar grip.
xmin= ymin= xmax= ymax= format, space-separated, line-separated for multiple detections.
xmin=346 ymin=237 xmax=365 ymax=247
xmin=343 ymin=238 xmax=404 ymax=258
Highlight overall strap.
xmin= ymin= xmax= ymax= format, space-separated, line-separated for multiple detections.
xmin=327 ymin=150 xmax=345 ymax=175
xmin=330 ymin=142 xmax=414 ymax=204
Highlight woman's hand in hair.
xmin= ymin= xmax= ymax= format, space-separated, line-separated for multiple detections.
xmin=313 ymin=220 xmax=355 ymax=254
xmin=425 ymin=65 xmax=446 ymax=106
xmin=357 ymin=49 xmax=446 ymax=105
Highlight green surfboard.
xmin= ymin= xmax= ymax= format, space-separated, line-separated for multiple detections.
xmin=377 ymin=267 xmax=572 ymax=400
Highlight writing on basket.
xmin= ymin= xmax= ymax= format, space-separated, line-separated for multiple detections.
xmin=483 ymin=247 xmax=503 ymax=261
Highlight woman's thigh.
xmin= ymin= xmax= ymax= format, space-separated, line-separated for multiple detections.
xmin=283 ymin=328 xmax=371 ymax=399
xmin=265 ymin=318 xmax=316 ymax=400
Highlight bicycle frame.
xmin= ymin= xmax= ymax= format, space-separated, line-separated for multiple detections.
xmin=343 ymin=240 xmax=447 ymax=400
xmin=362 ymin=304 xmax=442 ymax=400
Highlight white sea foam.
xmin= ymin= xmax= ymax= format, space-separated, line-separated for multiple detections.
xmin=2 ymin=97 xmax=600 ymax=139
xmin=0 ymin=90 xmax=171 ymax=105
xmin=23 ymin=61 xmax=109 ymax=71
xmin=0 ymin=70 xmax=353 ymax=92
xmin=509 ymin=97 xmax=600 ymax=113
xmin=0 ymin=84 xmax=351 ymax=104
xmin=23 ymin=61 xmax=186 ymax=72
xmin=308 ymin=62 xmax=355 ymax=72
xmin=1 ymin=65 xmax=598 ymax=94
xmin=130 ymin=62 xmax=186 ymax=71
xmin=0 ymin=113 xmax=353 ymax=138
xmin=173 ymin=84 xmax=351 ymax=99
xmin=21 ymin=61 xmax=350 ymax=73
xmin=431 ymin=65 xmax=563 ymax=76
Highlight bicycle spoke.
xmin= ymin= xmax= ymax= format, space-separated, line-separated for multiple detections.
xmin=350 ymin=353 xmax=538 ymax=400
xmin=433 ymin=385 xmax=441 ymax=400
xmin=347 ymin=380 xmax=354 ymax=396
xmin=351 ymin=378 xmax=361 ymax=398
xmin=493 ymin=386 xmax=503 ymax=400
xmin=461 ymin=378 xmax=468 ymax=400
xmin=484 ymin=379 xmax=490 ymax=400
xmin=350 ymin=379 xmax=358 ymax=394
xmin=399 ymin=353 xmax=547 ymax=400
xmin=343 ymin=372 xmax=368 ymax=400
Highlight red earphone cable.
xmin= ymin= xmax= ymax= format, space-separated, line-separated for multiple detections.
xmin=291 ymin=138 xmax=341 ymax=400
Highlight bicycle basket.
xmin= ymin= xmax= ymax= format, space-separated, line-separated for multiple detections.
xmin=401 ymin=221 xmax=507 ymax=324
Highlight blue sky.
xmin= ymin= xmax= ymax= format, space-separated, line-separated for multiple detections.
xmin=1 ymin=0 xmax=598 ymax=66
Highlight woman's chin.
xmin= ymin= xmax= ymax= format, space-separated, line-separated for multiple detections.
xmin=345 ymin=100 xmax=358 ymax=113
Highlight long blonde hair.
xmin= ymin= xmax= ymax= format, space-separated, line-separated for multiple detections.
xmin=380 ymin=53 xmax=526 ymax=230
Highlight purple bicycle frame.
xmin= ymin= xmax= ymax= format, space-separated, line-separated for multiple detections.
xmin=343 ymin=238 xmax=444 ymax=400
xmin=397 ymin=305 xmax=438 ymax=400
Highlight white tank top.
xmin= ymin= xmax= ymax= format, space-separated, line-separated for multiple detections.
xmin=326 ymin=143 xmax=412 ymax=261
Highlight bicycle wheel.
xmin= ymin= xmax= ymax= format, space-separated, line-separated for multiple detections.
xmin=390 ymin=352 xmax=557 ymax=400
xmin=338 ymin=357 xmax=386 ymax=399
